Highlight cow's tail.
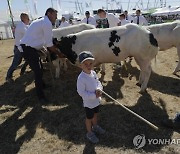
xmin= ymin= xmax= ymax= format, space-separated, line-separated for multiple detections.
xmin=154 ymin=55 xmax=157 ymax=65
xmin=151 ymin=53 xmax=158 ymax=73
xmin=149 ymin=33 xmax=158 ymax=70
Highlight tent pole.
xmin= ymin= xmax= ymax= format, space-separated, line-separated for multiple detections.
xmin=7 ymin=0 xmax=15 ymax=38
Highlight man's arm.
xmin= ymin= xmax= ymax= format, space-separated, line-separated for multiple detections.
xmin=47 ymin=46 xmax=65 ymax=58
xmin=42 ymin=22 xmax=65 ymax=58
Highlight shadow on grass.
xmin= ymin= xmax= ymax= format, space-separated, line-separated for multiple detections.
xmin=120 ymin=61 xmax=180 ymax=96
xmin=103 ymin=64 xmax=125 ymax=102
xmin=38 ymin=93 xmax=174 ymax=153
xmin=0 ymin=63 xmax=178 ymax=153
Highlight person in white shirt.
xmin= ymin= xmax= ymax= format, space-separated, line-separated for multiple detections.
xmin=77 ymin=51 xmax=105 ymax=144
xmin=133 ymin=9 xmax=148 ymax=26
xmin=124 ymin=10 xmax=134 ymax=23
xmin=20 ymin=8 xmax=64 ymax=103
xmin=81 ymin=11 xmax=96 ymax=26
xmin=69 ymin=19 xmax=74 ymax=25
xmin=6 ymin=13 xmax=30 ymax=83
xmin=59 ymin=16 xmax=70 ymax=28
xmin=118 ymin=13 xmax=130 ymax=26
xmin=96 ymin=9 xmax=119 ymax=28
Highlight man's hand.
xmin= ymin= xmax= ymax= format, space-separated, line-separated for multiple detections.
xmin=58 ymin=52 xmax=66 ymax=58
xmin=95 ymin=89 xmax=102 ymax=98
xmin=48 ymin=45 xmax=66 ymax=58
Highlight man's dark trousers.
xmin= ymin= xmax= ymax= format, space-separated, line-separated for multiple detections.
xmin=21 ymin=45 xmax=45 ymax=99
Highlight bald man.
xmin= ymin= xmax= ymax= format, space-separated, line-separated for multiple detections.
xmin=6 ymin=13 xmax=30 ymax=83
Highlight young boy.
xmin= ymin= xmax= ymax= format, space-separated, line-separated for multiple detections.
xmin=77 ymin=51 xmax=105 ymax=143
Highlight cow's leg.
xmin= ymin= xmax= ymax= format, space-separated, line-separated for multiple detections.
xmin=101 ymin=64 xmax=105 ymax=75
xmin=135 ymin=57 xmax=151 ymax=93
xmin=140 ymin=64 xmax=152 ymax=93
xmin=63 ymin=58 xmax=68 ymax=71
xmin=134 ymin=58 xmax=144 ymax=86
xmin=137 ymin=71 xmax=144 ymax=87
xmin=53 ymin=59 xmax=60 ymax=78
xmin=60 ymin=58 xmax=67 ymax=71
xmin=173 ymin=45 xmax=180 ymax=74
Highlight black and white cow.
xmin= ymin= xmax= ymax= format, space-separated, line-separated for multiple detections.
xmin=54 ymin=23 xmax=158 ymax=92
xmin=146 ymin=20 xmax=180 ymax=74
xmin=51 ymin=23 xmax=95 ymax=78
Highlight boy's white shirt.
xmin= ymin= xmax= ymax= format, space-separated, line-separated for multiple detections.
xmin=77 ymin=70 xmax=103 ymax=109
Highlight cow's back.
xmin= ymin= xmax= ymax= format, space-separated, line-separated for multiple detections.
xmin=147 ymin=21 xmax=180 ymax=50
xmin=68 ymin=24 xmax=158 ymax=63
xmin=53 ymin=23 xmax=95 ymax=39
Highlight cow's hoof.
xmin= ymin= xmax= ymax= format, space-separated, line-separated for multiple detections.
xmin=136 ymin=82 xmax=141 ymax=87
xmin=101 ymin=71 xmax=106 ymax=75
xmin=173 ymin=71 xmax=177 ymax=75
xmin=139 ymin=89 xmax=147 ymax=94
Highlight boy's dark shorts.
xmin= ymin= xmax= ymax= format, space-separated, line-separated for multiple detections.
xmin=85 ymin=106 xmax=99 ymax=119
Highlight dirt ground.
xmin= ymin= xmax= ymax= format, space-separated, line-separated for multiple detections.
xmin=0 ymin=39 xmax=179 ymax=154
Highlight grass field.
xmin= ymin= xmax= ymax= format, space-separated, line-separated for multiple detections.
xmin=0 ymin=39 xmax=179 ymax=154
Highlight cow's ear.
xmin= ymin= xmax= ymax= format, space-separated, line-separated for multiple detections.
xmin=72 ymin=35 xmax=77 ymax=40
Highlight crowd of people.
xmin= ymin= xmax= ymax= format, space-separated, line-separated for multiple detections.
xmin=55 ymin=9 xmax=149 ymax=29
xmin=5 ymin=7 xmax=179 ymax=143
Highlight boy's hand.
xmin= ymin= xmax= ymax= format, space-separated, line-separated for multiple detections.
xmin=95 ymin=89 xmax=102 ymax=98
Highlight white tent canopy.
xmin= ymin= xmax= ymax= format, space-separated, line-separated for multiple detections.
xmin=152 ymin=6 xmax=180 ymax=16
xmin=0 ymin=22 xmax=13 ymax=39
xmin=169 ymin=7 xmax=180 ymax=15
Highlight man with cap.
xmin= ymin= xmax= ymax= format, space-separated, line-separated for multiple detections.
xmin=81 ymin=11 xmax=96 ymax=26
xmin=77 ymin=51 xmax=105 ymax=144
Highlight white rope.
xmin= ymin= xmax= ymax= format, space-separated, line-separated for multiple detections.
xmin=100 ymin=89 xmax=159 ymax=130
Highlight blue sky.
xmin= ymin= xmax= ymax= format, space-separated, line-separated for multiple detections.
xmin=0 ymin=0 xmax=180 ymax=21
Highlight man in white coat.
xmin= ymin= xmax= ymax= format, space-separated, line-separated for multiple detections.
xmin=124 ymin=10 xmax=134 ymax=23
xmin=20 ymin=8 xmax=64 ymax=103
xmin=133 ymin=9 xmax=148 ymax=26
xmin=96 ymin=9 xmax=119 ymax=28
xmin=59 ymin=16 xmax=70 ymax=28
xmin=6 ymin=13 xmax=30 ymax=82
xmin=81 ymin=11 xmax=96 ymax=26
xmin=118 ymin=13 xmax=130 ymax=26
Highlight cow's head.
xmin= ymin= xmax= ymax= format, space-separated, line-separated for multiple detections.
xmin=53 ymin=36 xmax=78 ymax=64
